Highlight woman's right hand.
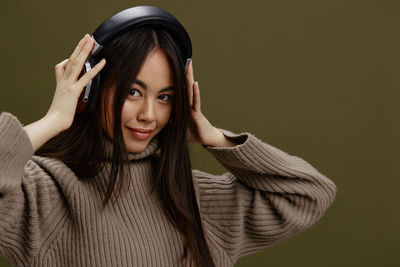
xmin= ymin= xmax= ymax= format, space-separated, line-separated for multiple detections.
xmin=45 ymin=33 xmax=106 ymax=132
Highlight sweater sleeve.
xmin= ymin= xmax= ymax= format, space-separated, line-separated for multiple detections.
xmin=0 ymin=112 xmax=51 ymax=265
xmin=192 ymin=128 xmax=337 ymax=264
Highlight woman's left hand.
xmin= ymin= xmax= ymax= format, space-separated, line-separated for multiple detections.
xmin=185 ymin=60 xmax=222 ymax=146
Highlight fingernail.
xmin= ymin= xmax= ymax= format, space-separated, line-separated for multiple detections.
xmin=185 ymin=58 xmax=192 ymax=71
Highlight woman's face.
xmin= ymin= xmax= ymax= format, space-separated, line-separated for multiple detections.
xmin=103 ymin=48 xmax=175 ymax=153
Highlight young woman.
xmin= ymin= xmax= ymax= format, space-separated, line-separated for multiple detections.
xmin=0 ymin=18 xmax=337 ymax=267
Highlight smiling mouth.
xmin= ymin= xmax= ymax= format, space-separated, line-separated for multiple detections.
xmin=126 ymin=127 xmax=152 ymax=140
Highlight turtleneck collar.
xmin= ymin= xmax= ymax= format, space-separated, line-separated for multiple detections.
xmin=103 ymin=135 xmax=160 ymax=161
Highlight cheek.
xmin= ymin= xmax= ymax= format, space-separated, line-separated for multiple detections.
xmin=120 ymin=101 xmax=137 ymax=123
xmin=159 ymin=106 xmax=172 ymax=125
xmin=120 ymin=104 xmax=129 ymax=124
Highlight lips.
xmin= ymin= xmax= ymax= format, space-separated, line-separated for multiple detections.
xmin=126 ymin=127 xmax=154 ymax=140
xmin=128 ymin=127 xmax=154 ymax=133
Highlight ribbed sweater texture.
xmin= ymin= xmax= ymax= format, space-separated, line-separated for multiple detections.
xmin=0 ymin=112 xmax=337 ymax=267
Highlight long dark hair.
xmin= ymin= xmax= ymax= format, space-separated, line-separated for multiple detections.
xmin=35 ymin=26 xmax=216 ymax=267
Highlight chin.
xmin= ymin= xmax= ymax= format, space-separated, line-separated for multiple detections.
xmin=125 ymin=141 xmax=148 ymax=153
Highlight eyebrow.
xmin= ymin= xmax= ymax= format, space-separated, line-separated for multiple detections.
xmin=133 ymin=79 xmax=175 ymax=93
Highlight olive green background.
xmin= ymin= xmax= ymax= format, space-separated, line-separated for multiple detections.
xmin=0 ymin=0 xmax=398 ymax=266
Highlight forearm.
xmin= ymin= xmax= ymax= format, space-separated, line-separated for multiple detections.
xmin=204 ymin=128 xmax=240 ymax=148
xmin=23 ymin=114 xmax=63 ymax=152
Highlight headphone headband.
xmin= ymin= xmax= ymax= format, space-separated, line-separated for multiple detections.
xmin=91 ymin=6 xmax=192 ymax=61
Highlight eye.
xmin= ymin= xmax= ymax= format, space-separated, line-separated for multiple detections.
xmin=128 ymin=88 xmax=140 ymax=97
xmin=159 ymin=94 xmax=173 ymax=102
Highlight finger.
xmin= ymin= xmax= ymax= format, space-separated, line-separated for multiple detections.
xmin=70 ymin=34 xmax=90 ymax=60
xmin=65 ymin=35 xmax=94 ymax=81
xmin=193 ymin=82 xmax=201 ymax=112
xmin=54 ymin=59 xmax=69 ymax=81
xmin=75 ymin=58 xmax=106 ymax=90
xmin=188 ymin=82 xmax=194 ymax=107
xmin=66 ymin=34 xmax=89 ymax=76
xmin=186 ymin=60 xmax=194 ymax=106
xmin=188 ymin=60 xmax=194 ymax=82
xmin=186 ymin=60 xmax=194 ymax=86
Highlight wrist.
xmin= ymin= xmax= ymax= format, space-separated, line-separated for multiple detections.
xmin=24 ymin=114 xmax=64 ymax=152
xmin=44 ymin=112 xmax=68 ymax=134
xmin=204 ymin=128 xmax=239 ymax=148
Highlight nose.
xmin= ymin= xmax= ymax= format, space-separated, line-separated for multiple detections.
xmin=137 ymin=98 xmax=156 ymax=122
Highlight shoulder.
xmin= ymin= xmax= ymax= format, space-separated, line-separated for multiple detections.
xmin=191 ymin=169 xmax=237 ymax=197
xmin=23 ymin=155 xmax=79 ymax=192
xmin=191 ymin=169 xmax=216 ymax=183
xmin=192 ymin=169 xmax=234 ymax=183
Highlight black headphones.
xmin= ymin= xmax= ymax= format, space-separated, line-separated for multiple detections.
xmin=76 ymin=5 xmax=192 ymax=115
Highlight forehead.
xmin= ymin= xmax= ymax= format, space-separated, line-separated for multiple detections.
xmin=134 ymin=48 xmax=174 ymax=90
xmin=133 ymin=78 xmax=175 ymax=93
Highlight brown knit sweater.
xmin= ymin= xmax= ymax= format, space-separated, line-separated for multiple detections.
xmin=0 ymin=112 xmax=337 ymax=267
